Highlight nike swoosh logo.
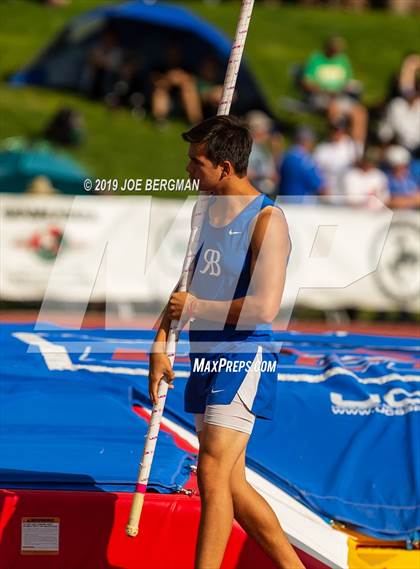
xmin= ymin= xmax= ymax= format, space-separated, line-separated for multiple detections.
xmin=228 ymin=229 xmax=242 ymax=235
xmin=211 ymin=389 xmax=224 ymax=394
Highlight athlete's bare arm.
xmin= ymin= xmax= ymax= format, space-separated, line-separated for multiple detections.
xmin=148 ymin=310 xmax=176 ymax=405
xmin=168 ymin=207 xmax=290 ymax=325
xmin=149 ymin=302 xmax=175 ymax=405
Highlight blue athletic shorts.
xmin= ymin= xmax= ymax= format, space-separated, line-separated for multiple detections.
xmin=185 ymin=345 xmax=278 ymax=420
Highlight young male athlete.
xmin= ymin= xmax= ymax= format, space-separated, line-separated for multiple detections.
xmin=149 ymin=116 xmax=305 ymax=569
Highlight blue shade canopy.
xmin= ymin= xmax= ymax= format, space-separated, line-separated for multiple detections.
xmin=10 ymin=1 xmax=270 ymax=116
xmin=0 ymin=147 xmax=89 ymax=194
xmin=1 ymin=324 xmax=419 ymax=542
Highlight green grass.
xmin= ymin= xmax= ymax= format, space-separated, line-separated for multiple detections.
xmin=0 ymin=0 xmax=419 ymax=185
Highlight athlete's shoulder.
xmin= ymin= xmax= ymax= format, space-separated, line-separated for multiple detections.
xmin=257 ymin=199 xmax=288 ymax=228
xmin=252 ymin=200 xmax=289 ymax=251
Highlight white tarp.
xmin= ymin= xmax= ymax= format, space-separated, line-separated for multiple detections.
xmin=1 ymin=194 xmax=419 ymax=311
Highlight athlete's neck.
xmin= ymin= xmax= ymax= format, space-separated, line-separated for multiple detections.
xmin=212 ymin=175 xmax=258 ymax=196
xmin=209 ymin=177 xmax=261 ymax=227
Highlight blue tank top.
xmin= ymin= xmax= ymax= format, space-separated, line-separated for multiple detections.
xmin=188 ymin=193 xmax=275 ymax=351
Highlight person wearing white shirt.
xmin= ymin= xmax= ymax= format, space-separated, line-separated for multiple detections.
xmin=313 ymin=118 xmax=362 ymax=199
xmin=342 ymin=150 xmax=390 ymax=209
xmin=379 ymin=90 xmax=420 ymax=151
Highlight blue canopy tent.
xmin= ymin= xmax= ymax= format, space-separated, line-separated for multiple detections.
xmin=10 ymin=1 xmax=271 ymax=116
xmin=0 ymin=145 xmax=89 ymax=194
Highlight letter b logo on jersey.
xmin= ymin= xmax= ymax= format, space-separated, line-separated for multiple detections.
xmin=200 ymin=248 xmax=221 ymax=277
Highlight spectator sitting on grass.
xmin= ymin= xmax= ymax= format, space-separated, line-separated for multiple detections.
xmin=277 ymin=126 xmax=325 ymax=199
xmin=302 ymin=36 xmax=368 ymax=144
xmin=84 ymin=26 xmax=124 ymax=101
xmin=197 ymin=58 xmax=224 ymax=118
xmin=150 ymin=42 xmax=202 ymax=126
xmin=44 ymin=107 xmax=85 ymax=146
xmin=105 ymin=52 xmax=146 ymax=115
xmin=313 ymin=117 xmax=362 ymax=200
xmin=385 ymin=145 xmax=420 ymax=209
xmin=342 ymin=148 xmax=390 ymax=209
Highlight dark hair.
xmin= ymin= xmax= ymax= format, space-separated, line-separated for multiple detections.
xmin=329 ymin=116 xmax=350 ymax=132
xmin=182 ymin=115 xmax=252 ymax=176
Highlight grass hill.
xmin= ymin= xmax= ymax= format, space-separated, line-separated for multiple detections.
xmin=0 ymin=0 xmax=418 ymax=185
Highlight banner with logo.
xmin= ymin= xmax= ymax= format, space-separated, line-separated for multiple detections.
xmin=0 ymin=195 xmax=191 ymax=303
xmin=0 ymin=194 xmax=419 ymax=311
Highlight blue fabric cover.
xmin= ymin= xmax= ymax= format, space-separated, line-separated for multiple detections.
xmin=0 ymin=324 xmax=195 ymax=493
xmin=0 ymin=324 xmax=419 ymax=542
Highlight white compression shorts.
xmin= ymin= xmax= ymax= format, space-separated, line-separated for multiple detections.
xmin=194 ymin=393 xmax=256 ymax=435
xmin=193 ymin=353 xmax=263 ymax=435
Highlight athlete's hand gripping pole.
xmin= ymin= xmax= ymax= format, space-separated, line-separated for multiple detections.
xmin=126 ymin=0 xmax=256 ymax=537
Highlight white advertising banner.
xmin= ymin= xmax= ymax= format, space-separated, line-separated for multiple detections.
xmin=0 ymin=194 xmax=419 ymax=312
xmin=285 ymin=205 xmax=419 ymax=312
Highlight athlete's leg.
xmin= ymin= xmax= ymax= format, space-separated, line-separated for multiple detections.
xmin=195 ymin=423 xmax=249 ymax=569
xmin=230 ymin=449 xmax=306 ymax=569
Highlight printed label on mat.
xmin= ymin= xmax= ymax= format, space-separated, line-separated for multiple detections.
xmin=21 ymin=517 xmax=59 ymax=554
